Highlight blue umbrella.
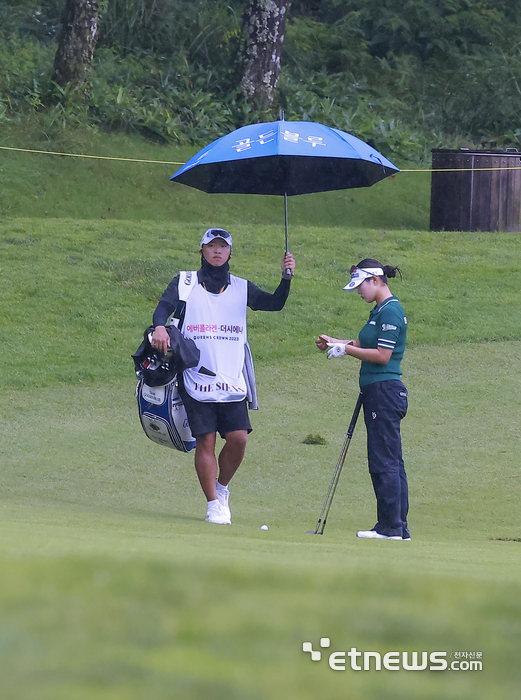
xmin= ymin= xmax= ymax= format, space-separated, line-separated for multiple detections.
xmin=171 ymin=120 xmax=399 ymax=255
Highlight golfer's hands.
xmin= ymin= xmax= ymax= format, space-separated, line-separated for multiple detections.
xmin=281 ymin=253 xmax=295 ymax=279
xmin=151 ymin=325 xmax=170 ymax=356
xmin=327 ymin=343 xmax=347 ymax=359
xmin=316 ymin=334 xmax=355 ymax=355
xmin=316 ymin=334 xmax=351 ymax=351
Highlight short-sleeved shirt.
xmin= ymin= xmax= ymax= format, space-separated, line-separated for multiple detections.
xmin=358 ymin=296 xmax=407 ymax=387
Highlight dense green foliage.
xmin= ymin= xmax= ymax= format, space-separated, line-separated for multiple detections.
xmin=283 ymin=1 xmax=521 ymax=160
xmin=2 ymin=0 xmax=521 ymax=160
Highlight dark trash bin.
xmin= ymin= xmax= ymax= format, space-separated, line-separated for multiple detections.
xmin=430 ymin=148 xmax=521 ymax=232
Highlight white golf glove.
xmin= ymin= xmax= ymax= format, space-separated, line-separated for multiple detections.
xmin=327 ymin=342 xmax=347 ymax=359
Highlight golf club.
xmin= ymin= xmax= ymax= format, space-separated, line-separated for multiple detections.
xmin=307 ymin=392 xmax=363 ymax=535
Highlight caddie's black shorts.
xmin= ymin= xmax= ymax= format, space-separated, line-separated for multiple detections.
xmin=179 ymin=380 xmax=252 ymax=439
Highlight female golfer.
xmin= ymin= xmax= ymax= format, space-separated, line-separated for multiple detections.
xmin=316 ymin=259 xmax=409 ymax=541
xmin=151 ymin=228 xmax=295 ymax=525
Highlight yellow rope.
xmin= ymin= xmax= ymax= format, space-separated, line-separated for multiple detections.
xmin=2 ymin=144 xmax=521 ymax=173
xmin=401 ymin=166 xmax=521 ymax=172
xmin=0 ymin=144 xmax=184 ymax=165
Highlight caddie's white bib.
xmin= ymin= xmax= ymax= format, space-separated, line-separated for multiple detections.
xmin=182 ymin=275 xmax=248 ymax=402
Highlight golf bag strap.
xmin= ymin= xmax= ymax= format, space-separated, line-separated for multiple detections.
xmin=169 ymin=271 xmax=198 ymax=331
xmin=242 ymin=341 xmax=259 ymax=410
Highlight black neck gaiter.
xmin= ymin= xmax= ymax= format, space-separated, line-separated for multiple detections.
xmin=199 ymin=255 xmax=230 ymax=294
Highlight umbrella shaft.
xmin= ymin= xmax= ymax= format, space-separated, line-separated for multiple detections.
xmin=284 ymin=192 xmax=289 ymax=254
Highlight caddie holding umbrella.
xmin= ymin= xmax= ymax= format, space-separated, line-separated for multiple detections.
xmin=151 ymin=228 xmax=295 ymax=525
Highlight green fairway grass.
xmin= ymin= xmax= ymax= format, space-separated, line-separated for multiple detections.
xmin=1 ymin=160 xmax=520 ymax=698
xmin=1 ymin=348 xmax=521 ymax=699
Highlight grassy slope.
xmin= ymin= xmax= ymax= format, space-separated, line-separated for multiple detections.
xmin=1 ymin=127 xmax=520 ymax=699
xmin=1 ymin=219 xmax=520 ymax=388
xmin=0 ymin=125 xmax=430 ymax=229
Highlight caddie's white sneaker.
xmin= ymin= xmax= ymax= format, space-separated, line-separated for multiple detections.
xmin=356 ymin=529 xmax=402 ymax=540
xmin=216 ymin=481 xmax=232 ymax=522
xmin=205 ymin=499 xmax=231 ymax=525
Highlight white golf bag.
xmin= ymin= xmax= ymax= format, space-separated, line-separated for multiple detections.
xmin=135 ymin=271 xmax=198 ymax=453
xmin=136 ymin=377 xmax=196 ymax=452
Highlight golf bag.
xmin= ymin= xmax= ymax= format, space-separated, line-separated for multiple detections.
xmin=136 ymin=377 xmax=196 ymax=452
xmin=133 ymin=271 xmax=199 ymax=452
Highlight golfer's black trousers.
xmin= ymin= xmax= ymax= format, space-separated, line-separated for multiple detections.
xmin=361 ymin=380 xmax=409 ymax=538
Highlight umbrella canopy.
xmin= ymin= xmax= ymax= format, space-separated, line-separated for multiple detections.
xmin=171 ymin=120 xmax=399 ymax=196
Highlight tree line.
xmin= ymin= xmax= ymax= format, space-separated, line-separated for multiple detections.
xmin=2 ymin=0 xmax=521 ymax=161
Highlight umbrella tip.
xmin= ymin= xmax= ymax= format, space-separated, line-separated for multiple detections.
xmin=279 ymin=110 xmax=285 ymax=121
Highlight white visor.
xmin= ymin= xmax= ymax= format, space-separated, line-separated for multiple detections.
xmin=343 ymin=267 xmax=384 ymax=291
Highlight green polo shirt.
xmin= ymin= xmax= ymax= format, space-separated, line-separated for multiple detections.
xmin=358 ymin=296 xmax=407 ymax=387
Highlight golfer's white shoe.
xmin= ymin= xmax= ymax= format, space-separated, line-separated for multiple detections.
xmin=216 ymin=481 xmax=232 ymax=522
xmin=205 ymin=499 xmax=231 ymax=525
xmin=356 ymin=529 xmax=402 ymax=540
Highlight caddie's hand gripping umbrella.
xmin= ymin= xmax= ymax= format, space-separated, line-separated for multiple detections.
xmin=170 ymin=119 xmax=399 ymax=264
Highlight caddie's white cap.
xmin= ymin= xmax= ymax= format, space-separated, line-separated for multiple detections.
xmin=343 ymin=266 xmax=383 ymax=291
xmin=200 ymin=228 xmax=232 ymax=246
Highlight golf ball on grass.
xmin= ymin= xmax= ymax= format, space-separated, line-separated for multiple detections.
xmin=260 ymin=525 xmax=269 ymax=531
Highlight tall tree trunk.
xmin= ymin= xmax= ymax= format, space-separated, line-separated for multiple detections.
xmin=240 ymin=0 xmax=290 ymax=113
xmin=51 ymin=0 xmax=107 ymax=93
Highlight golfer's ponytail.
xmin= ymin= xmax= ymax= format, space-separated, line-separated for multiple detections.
xmin=382 ymin=265 xmax=402 ymax=281
xmin=357 ymin=258 xmax=403 ymax=284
